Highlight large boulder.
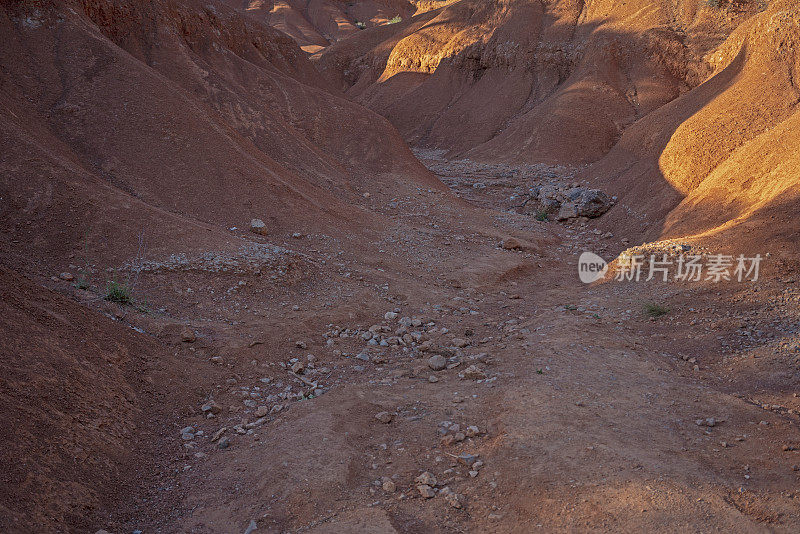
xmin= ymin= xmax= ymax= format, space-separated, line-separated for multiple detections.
xmin=572 ymin=188 xmax=614 ymax=218
xmin=532 ymin=184 xmax=614 ymax=220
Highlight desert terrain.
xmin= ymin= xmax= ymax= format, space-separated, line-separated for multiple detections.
xmin=1 ymin=0 xmax=800 ymax=532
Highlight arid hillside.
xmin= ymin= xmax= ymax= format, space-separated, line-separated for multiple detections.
xmin=583 ymin=0 xmax=800 ymax=251
xmin=0 ymin=0 xmax=444 ymax=530
xmin=315 ymin=0 xmax=721 ymax=162
xmin=2 ymin=0 xmax=800 ymax=533
xmin=0 ymin=266 xmax=199 ymax=532
xmin=316 ymin=0 xmax=800 ymax=249
xmin=0 ymin=0 xmax=440 ymax=275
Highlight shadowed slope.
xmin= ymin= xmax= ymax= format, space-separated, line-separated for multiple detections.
xmin=0 ymin=0 xmax=441 ymax=273
xmin=0 ymin=267 xmax=196 ymax=533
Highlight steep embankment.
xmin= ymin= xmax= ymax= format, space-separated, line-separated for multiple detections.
xmin=0 ymin=267 xmax=197 ymax=533
xmin=590 ymin=1 xmax=800 ymax=252
xmin=0 ymin=0 xmax=439 ymax=275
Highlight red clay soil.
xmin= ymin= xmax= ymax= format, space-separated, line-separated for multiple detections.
xmin=0 ymin=0 xmax=439 ymax=273
xmin=0 ymin=266 xmax=200 ymax=533
xmin=2 ymin=0 xmax=800 ymax=532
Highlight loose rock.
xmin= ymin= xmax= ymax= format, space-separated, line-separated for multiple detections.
xmin=250 ymin=218 xmax=268 ymax=235
xmin=244 ymin=519 xmax=258 ymax=534
xmin=201 ymin=401 xmax=222 ymax=415
xmin=443 ymin=491 xmax=463 ymax=509
xmin=428 ymin=355 xmax=447 ymax=371
xmin=456 ymin=453 xmax=479 ymax=466
xmin=181 ymin=328 xmax=196 ymax=343
xmin=375 ymin=411 xmax=393 ymax=424
xmin=460 ymin=364 xmax=487 ymax=380
xmin=417 ymin=484 xmax=436 ymax=498
xmin=415 ymin=471 xmax=437 ymax=486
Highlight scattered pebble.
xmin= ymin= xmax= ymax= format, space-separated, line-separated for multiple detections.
xmin=375 ymin=411 xmax=393 ymax=424
xmin=442 ymin=489 xmax=463 ymax=509
xmin=415 ymin=472 xmax=437 ymax=486
xmin=181 ymin=328 xmax=196 ymax=343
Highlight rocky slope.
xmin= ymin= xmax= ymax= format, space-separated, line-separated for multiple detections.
xmin=0 ymin=0 xmax=444 ymax=529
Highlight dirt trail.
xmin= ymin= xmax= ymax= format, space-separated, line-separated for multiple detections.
xmin=90 ymin=156 xmax=800 ymax=533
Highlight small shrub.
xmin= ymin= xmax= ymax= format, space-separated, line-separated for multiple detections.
xmin=387 ymin=15 xmax=402 ymax=24
xmin=705 ymin=0 xmax=722 ymax=8
xmin=73 ymin=277 xmax=90 ymax=290
xmin=535 ymin=210 xmax=549 ymax=222
xmin=105 ymin=280 xmax=132 ymax=305
xmin=644 ymin=302 xmax=669 ymax=318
